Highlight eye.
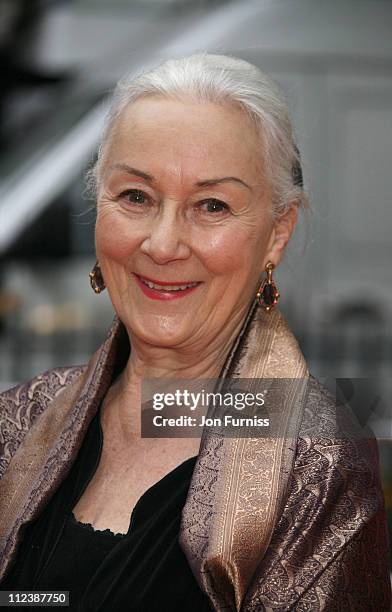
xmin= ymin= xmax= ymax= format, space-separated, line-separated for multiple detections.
xmin=119 ymin=189 xmax=150 ymax=205
xmin=199 ymin=198 xmax=229 ymax=214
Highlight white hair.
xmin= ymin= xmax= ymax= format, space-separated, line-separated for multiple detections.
xmin=91 ymin=52 xmax=308 ymax=218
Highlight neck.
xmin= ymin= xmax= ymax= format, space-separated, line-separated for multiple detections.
xmin=104 ymin=303 xmax=252 ymax=440
xmin=118 ymin=302 xmax=251 ymax=389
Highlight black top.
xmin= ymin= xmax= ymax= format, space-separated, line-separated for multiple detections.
xmin=1 ymin=403 xmax=213 ymax=612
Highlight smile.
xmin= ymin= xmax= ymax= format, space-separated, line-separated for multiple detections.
xmin=133 ymin=274 xmax=202 ymax=301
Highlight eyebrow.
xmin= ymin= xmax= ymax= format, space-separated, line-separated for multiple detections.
xmin=196 ymin=177 xmax=252 ymax=191
xmin=109 ymin=164 xmax=153 ymax=182
xmin=109 ymin=163 xmax=252 ymax=191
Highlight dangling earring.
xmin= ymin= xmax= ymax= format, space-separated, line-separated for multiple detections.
xmin=89 ymin=261 xmax=106 ymax=294
xmin=256 ymin=261 xmax=280 ymax=311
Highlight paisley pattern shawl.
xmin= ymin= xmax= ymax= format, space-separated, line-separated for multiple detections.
xmin=0 ymin=319 xmax=123 ymax=576
xmin=0 ymin=302 xmax=390 ymax=611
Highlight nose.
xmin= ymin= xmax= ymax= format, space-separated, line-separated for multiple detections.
xmin=139 ymin=205 xmax=191 ymax=264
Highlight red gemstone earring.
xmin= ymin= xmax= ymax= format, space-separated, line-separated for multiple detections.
xmin=256 ymin=261 xmax=280 ymax=311
xmin=89 ymin=261 xmax=106 ymax=294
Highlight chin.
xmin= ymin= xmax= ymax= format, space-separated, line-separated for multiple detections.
xmin=127 ymin=313 xmax=193 ymax=348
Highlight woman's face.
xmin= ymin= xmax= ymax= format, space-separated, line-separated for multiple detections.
xmin=95 ymin=97 xmax=295 ymax=349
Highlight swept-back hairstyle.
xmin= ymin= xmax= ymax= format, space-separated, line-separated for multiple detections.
xmin=92 ymin=52 xmax=307 ymax=218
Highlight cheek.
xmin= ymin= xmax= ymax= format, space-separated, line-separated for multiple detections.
xmin=95 ymin=209 xmax=140 ymax=263
xmin=197 ymin=224 xmax=268 ymax=277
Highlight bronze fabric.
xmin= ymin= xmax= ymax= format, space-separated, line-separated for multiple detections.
xmin=0 ymin=301 xmax=390 ymax=610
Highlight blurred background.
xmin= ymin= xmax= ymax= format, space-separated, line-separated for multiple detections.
xmin=0 ymin=0 xmax=391 ymax=568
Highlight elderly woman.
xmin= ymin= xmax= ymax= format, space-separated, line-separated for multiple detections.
xmin=0 ymin=54 xmax=390 ymax=611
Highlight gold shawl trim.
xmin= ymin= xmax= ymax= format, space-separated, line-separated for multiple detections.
xmin=179 ymin=302 xmax=309 ymax=610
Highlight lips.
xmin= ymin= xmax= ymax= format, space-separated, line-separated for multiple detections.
xmin=133 ymin=273 xmax=202 ymax=300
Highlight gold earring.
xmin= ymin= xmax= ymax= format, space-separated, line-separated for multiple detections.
xmin=89 ymin=261 xmax=106 ymax=294
xmin=256 ymin=261 xmax=280 ymax=311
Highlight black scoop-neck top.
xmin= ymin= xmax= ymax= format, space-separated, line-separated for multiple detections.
xmin=1 ymin=403 xmax=212 ymax=612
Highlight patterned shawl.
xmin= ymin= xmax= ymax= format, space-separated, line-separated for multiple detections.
xmin=0 ymin=302 xmax=390 ymax=610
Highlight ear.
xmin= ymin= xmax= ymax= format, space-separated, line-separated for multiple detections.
xmin=263 ymin=203 xmax=298 ymax=269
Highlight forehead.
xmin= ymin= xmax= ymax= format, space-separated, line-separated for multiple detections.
xmin=103 ymin=96 xmax=264 ymax=181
